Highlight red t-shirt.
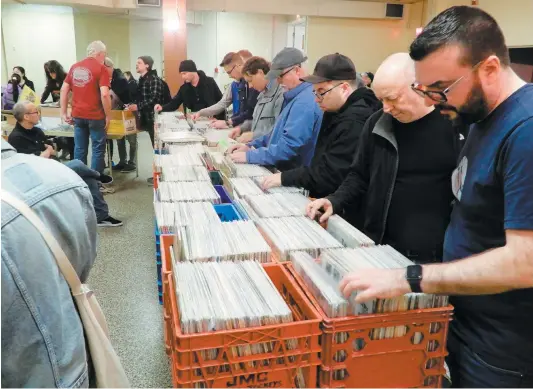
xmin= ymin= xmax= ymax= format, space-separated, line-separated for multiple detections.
xmin=65 ymin=57 xmax=110 ymax=120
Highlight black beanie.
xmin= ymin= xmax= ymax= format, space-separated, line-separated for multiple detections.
xmin=179 ymin=60 xmax=197 ymax=73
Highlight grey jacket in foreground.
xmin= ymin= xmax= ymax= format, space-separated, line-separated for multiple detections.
xmin=242 ymin=80 xmax=284 ymax=139
xmin=1 ymin=139 xmax=97 ymax=387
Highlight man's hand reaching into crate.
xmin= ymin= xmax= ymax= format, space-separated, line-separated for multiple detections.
xmin=340 ymin=229 xmax=533 ymax=302
xmin=340 ymin=268 xmax=410 ymax=303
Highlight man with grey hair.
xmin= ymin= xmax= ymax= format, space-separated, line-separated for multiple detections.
xmin=8 ymin=101 xmax=122 ymax=227
xmin=307 ymin=53 xmax=462 ymax=263
xmin=61 ymin=40 xmax=111 ymax=174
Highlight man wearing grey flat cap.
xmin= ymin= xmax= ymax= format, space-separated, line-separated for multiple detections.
xmin=228 ymin=47 xmax=323 ymax=171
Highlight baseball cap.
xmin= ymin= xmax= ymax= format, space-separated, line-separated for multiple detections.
xmin=266 ymin=47 xmax=308 ymax=80
xmin=301 ymin=53 xmax=357 ymax=84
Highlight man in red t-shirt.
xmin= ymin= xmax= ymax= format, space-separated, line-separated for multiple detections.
xmin=60 ymin=40 xmax=111 ymax=173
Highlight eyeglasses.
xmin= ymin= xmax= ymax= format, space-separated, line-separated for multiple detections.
xmin=25 ymin=111 xmax=39 ymax=116
xmin=411 ymin=60 xmax=485 ymax=103
xmin=313 ymin=83 xmax=343 ymax=101
xmin=278 ymin=66 xmax=299 ymax=79
xmin=226 ymin=65 xmax=237 ymax=75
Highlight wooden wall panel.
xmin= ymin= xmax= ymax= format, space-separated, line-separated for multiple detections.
xmin=163 ymin=0 xmax=187 ymax=95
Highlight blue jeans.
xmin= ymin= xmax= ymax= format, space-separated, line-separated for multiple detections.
xmin=73 ymin=118 xmax=106 ymax=174
xmin=65 ymin=160 xmax=109 ymax=222
xmin=447 ymin=330 xmax=533 ymax=388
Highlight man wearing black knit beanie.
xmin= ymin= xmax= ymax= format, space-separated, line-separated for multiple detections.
xmin=155 ymin=59 xmax=224 ymax=119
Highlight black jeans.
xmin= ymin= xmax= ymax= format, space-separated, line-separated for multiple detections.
xmin=447 ymin=330 xmax=533 ymax=387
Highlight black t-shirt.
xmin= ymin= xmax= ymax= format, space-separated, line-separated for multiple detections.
xmin=384 ymin=109 xmax=457 ymax=257
xmin=444 ymin=84 xmax=533 ymax=372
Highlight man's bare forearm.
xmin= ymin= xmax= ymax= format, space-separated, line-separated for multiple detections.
xmin=60 ymin=85 xmax=70 ymax=115
xmin=422 ymin=234 xmax=533 ymax=295
xmin=101 ymin=93 xmax=111 ymax=118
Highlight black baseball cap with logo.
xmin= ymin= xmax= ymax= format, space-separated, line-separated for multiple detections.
xmin=301 ymin=53 xmax=357 ymax=84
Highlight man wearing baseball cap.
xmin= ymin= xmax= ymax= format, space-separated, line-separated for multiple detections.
xmin=154 ymin=60 xmax=224 ymax=119
xmin=261 ymin=53 xmax=381 ymax=211
xmin=228 ymin=47 xmax=322 ymax=171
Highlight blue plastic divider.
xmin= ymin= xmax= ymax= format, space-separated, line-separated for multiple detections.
xmin=213 ymin=204 xmax=241 ymax=222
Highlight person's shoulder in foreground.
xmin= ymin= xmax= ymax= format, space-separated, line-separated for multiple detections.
xmin=1 ymin=139 xmax=97 ymax=388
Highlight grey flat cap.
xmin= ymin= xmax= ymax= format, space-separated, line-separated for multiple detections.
xmin=266 ymin=47 xmax=308 ymax=80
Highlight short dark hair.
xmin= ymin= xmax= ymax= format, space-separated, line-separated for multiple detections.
xmin=219 ymin=52 xmax=236 ymax=67
xmin=409 ymin=6 xmax=510 ymax=67
xmin=242 ymin=57 xmax=270 ymax=76
xmin=138 ymin=56 xmax=154 ymax=70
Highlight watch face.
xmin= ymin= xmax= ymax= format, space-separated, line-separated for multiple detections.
xmin=407 ymin=265 xmax=422 ymax=280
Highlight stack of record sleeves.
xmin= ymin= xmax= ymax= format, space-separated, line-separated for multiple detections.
xmin=161 ymin=166 xmax=210 ymax=182
xmin=257 ymin=217 xmax=343 ymax=261
xmin=157 ymin=182 xmax=221 ymax=203
xmin=326 ymin=215 xmax=375 ymax=248
xmin=177 ymin=221 xmax=271 ymax=263
xmin=154 ymin=202 xmax=220 ymax=234
xmin=245 ymin=193 xmax=310 ymax=218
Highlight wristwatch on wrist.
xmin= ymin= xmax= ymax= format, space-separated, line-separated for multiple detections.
xmin=406 ymin=264 xmax=423 ymax=293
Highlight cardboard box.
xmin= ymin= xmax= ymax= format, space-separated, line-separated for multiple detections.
xmin=107 ymin=110 xmax=137 ymax=136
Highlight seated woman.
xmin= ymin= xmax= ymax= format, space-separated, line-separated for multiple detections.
xmin=2 ymin=73 xmax=22 ymax=110
xmin=13 ymin=66 xmax=35 ymax=92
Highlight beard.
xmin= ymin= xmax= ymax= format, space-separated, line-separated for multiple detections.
xmin=437 ymin=77 xmax=489 ymax=126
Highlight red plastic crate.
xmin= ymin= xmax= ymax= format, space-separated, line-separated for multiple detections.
xmin=285 ymin=263 xmax=453 ymax=388
xmin=161 ymin=235 xmax=321 ymax=388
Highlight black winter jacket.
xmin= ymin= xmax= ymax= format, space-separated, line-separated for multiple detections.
xmin=161 ymin=70 xmax=224 ymax=119
xmin=111 ymin=69 xmax=132 ymax=106
xmin=327 ymin=109 xmax=464 ymax=241
xmin=281 ymin=88 xmax=381 ymax=198
xmin=128 ymin=79 xmax=138 ymax=102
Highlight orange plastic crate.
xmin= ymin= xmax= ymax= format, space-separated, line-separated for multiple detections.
xmin=160 ymin=235 xmax=322 ymax=388
xmin=285 ymin=263 xmax=453 ymax=388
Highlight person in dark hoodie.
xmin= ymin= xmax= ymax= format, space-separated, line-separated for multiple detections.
xmin=261 ymin=53 xmax=381 ymax=207
xmin=154 ymin=60 xmax=223 ymax=119
xmin=124 ymin=71 xmax=138 ymax=102
xmin=104 ymin=57 xmax=137 ymax=172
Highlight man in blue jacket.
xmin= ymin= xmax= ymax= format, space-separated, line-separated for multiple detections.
xmin=228 ymin=48 xmax=323 ymax=171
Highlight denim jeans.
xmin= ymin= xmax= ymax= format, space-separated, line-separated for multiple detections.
xmin=447 ymin=330 xmax=533 ymax=388
xmin=65 ymin=159 xmax=109 ymax=222
xmin=117 ymin=134 xmax=137 ymax=164
xmin=73 ymin=118 xmax=106 ymax=173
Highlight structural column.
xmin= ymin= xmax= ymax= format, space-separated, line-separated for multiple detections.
xmin=162 ymin=0 xmax=187 ymax=95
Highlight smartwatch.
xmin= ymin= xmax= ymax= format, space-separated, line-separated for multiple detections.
xmin=406 ymin=265 xmax=423 ymax=293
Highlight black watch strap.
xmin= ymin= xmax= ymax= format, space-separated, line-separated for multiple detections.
xmin=406 ymin=265 xmax=423 ymax=293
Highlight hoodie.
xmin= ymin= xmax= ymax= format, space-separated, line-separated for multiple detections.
xmin=281 ymin=87 xmax=381 ymax=198
xmin=246 ymin=82 xmax=323 ymax=171
xmin=161 ymin=70 xmax=224 ymax=119
xmin=110 ymin=68 xmax=132 ymax=106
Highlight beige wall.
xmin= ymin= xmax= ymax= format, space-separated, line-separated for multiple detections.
xmin=73 ymin=13 xmax=131 ymax=69
xmin=424 ymin=0 xmax=533 ymax=47
xmin=478 ymin=0 xmax=533 ymax=47
xmin=306 ymin=3 xmax=424 ymax=72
